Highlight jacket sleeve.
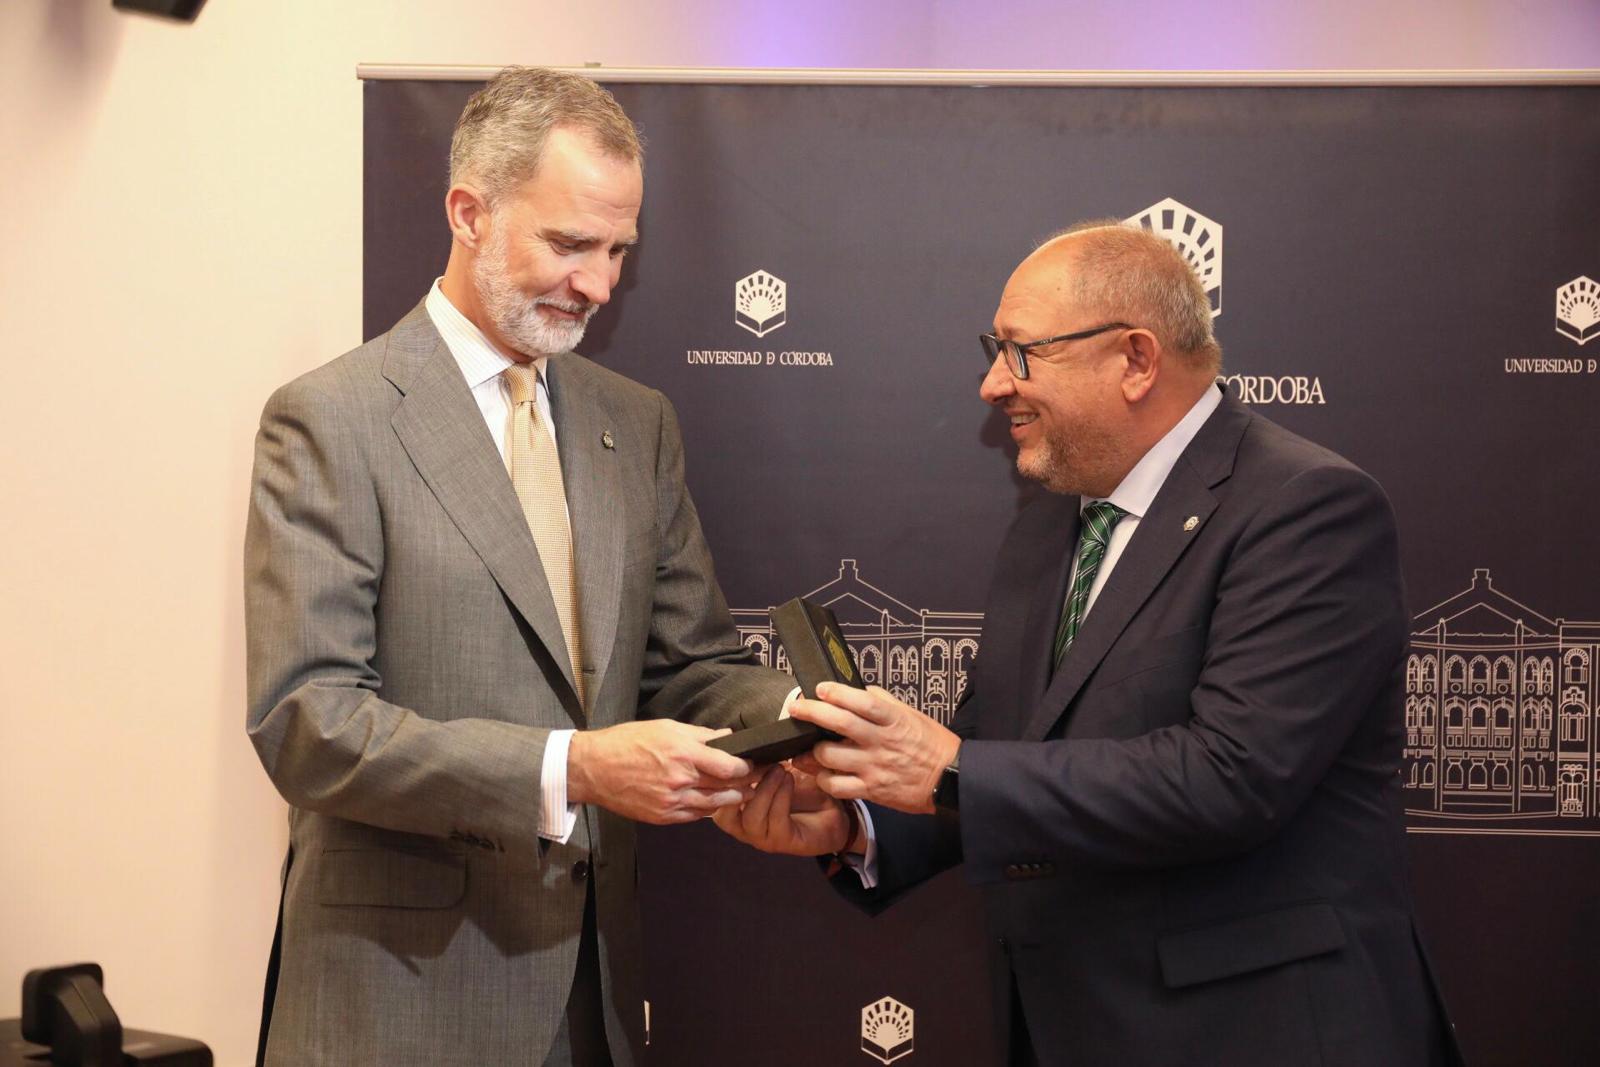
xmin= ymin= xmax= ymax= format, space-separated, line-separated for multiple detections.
xmin=957 ymin=463 xmax=1408 ymax=881
xmin=635 ymin=391 xmax=795 ymax=727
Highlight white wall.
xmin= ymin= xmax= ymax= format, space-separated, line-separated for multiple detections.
xmin=1 ymin=1 xmax=1594 ymax=1062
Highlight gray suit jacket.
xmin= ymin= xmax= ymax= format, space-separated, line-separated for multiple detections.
xmin=245 ymin=303 xmax=791 ymax=1066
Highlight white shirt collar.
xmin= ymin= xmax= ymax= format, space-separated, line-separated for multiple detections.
xmin=1086 ymin=385 xmax=1223 ymax=519
xmin=424 ymin=278 xmax=548 ymax=389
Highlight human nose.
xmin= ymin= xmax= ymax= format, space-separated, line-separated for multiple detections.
xmin=980 ymin=351 xmax=1017 ymax=405
xmin=569 ymin=252 xmax=616 ymax=306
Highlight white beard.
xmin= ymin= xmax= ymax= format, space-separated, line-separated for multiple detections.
xmin=472 ymin=227 xmax=596 ymax=357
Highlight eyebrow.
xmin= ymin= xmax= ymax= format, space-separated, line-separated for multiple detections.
xmin=546 ymin=228 xmax=638 ymax=250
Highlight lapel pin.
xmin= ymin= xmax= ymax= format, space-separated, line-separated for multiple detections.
xmin=601 ymin=430 xmax=615 ymax=450
xmin=1183 ymin=516 xmax=1200 ymax=532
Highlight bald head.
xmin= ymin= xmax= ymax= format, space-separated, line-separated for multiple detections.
xmin=981 ymin=220 xmax=1224 ymax=498
xmin=1027 ymin=221 xmax=1222 ymax=376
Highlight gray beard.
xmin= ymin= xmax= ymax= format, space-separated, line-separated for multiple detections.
xmin=472 ymin=232 xmax=595 ymax=357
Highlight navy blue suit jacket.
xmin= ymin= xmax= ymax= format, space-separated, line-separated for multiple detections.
xmin=840 ymin=392 xmax=1460 ymax=1066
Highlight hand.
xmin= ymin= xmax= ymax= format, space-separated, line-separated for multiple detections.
xmin=790 ymin=683 xmax=961 ymax=815
xmin=713 ymin=764 xmax=857 ymax=856
xmin=567 ymin=720 xmax=752 ymax=825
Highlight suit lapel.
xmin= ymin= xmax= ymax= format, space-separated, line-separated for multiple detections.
xmin=1020 ymin=392 xmax=1250 ymax=742
xmin=383 ymin=306 xmax=583 ymax=711
xmin=546 ymin=356 xmax=624 ymax=699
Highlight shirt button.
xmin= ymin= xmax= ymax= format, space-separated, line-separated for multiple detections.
xmin=572 ymin=859 xmax=590 ymax=882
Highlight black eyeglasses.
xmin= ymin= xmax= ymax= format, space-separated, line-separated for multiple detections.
xmin=979 ymin=322 xmax=1134 ymax=380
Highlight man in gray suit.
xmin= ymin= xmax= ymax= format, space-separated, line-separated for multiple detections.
xmin=245 ymin=67 xmax=792 ymax=1066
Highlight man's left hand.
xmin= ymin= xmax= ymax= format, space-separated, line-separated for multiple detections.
xmin=789 ymin=683 xmax=960 ymax=815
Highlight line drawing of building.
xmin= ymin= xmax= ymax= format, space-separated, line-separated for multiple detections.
xmin=734 ymin=563 xmax=1600 ymax=836
xmin=731 ymin=559 xmax=983 ymax=726
xmin=1403 ymin=569 xmax=1600 ymax=835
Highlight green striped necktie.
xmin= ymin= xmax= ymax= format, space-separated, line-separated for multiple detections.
xmin=1052 ymin=501 xmax=1127 ymax=669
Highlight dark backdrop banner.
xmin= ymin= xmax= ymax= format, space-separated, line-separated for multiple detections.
xmin=363 ymin=75 xmax=1600 ymax=1067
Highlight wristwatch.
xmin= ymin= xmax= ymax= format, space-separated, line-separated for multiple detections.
xmin=932 ymin=747 xmax=961 ymax=812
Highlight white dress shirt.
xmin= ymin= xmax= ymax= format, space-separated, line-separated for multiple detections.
xmin=425 ymin=280 xmax=579 ymax=844
xmin=847 ymin=385 xmax=1224 ymax=886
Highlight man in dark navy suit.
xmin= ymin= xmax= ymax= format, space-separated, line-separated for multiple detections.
xmin=716 ymin=221 xmax=1461 ymax=1066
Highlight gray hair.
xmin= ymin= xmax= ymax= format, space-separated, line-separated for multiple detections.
xmin=1046 ymin=219 xmax=1222 ymax=373
xmin=449 ymin=66 xmax=643 ymax=205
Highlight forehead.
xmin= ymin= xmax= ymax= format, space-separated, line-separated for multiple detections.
xmin=994 ymin=249 xmax=1080 ymax=335
xmin=506 ymin=127 xmax=643 ymax=225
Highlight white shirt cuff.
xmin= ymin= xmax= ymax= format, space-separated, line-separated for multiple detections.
xmin=779 ymin=686 xmax=802 ymax=717
xmin=538 ymin=729 xmax=579 ymax=844
xmin=836 ymin=800 xmax=879 ymax=889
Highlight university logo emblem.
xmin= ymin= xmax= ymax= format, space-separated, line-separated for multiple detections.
xmin=1126 ymin=198 xmax=1223 ymax=317
xmin=735 ymin=270 xmax=787 ymax=338
xmin=860 ymin=996 xmax=915 ymax=1064
xmin=1555 ymin=276 xmax=1599 ymax=345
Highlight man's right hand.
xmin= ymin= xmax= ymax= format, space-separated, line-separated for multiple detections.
xmin=566 ymin=720 xmax=753 ymax=825
xmin=713 ymin=764 xmax=858 ymax=857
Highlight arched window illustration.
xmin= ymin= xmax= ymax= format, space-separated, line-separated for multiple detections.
xmin=887 ymin=647 xmax=904 ymax=684
xmin=1406 ymin=655 xmax=1421 ymax=692
xmin=858 ymin=645 xmax=880 ymax=685
xmin=1445 ymin=699 xmax=1466 ymax=747
xmin=1469 ymin=656 xmax=1490 ymax=693
xmin=1521 ymin=764 xmax=1535 ymax=790
xmin=775 ymin=647 xmax=789 ymax=674
xmin=1405 ymin=697 xmax=1419 ymax=731
xmin=1469 ymin=699 xmax=1489 ymax=746
xmin=745 ymin=634 xmax=770 ymax=667
xmin=1565 ymin=648 xmax=1591 ymax=686
xmin=903 ymin=646 xmax=920 ymax=682
xmin=893 ymin=686 xmax=919 ymax=709
xmin=1561 ymin=702 xmax=1587 ymax=743
xmin=1492 ymin=762 xmax=1510 ymax=790
xmin=1493 ymin=657 xmax=1514 ymax=692
xmin=1524 ymin=656 xmax=1541 ymax=690
xmin=1445 ymin=761 xmax=1464 ymax=789
xmin=1407 ymin=761 xmax=1419 ymax=786
xmin=1541 ymin=659 xmax=1555 ymax=691
xmin=1468 ymin=762 xmax=1488 ymax=789
xmin=1421 ymin=655 xmax=1438 ymax=690
xmin=1445 ymin=656 xmax=1466 ymax=689
xmin=953 ymin=639 xmax=979 ymax=703
xmin=1492 ymin=700 xmax=1513 ymax=747
xmin=925 ymin=639 xmax=949 ymax=676
xmin=1421 ymin=762 xmax=1435 ymax=788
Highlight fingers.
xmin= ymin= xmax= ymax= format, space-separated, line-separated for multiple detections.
xmin=683 ymin=741 xmax=752 ymax=781
xmin=815 ymin=768 xmax=867 ymax=801
xmin=790 ymin=752 xmax=823 ymax=775
xmin=810 ymin=739 xmax=867 ymax=775
xmin=788 ymin=697 xmax=872 ymax=742
xmin=739 ymin=765 xmax=788 ymax=836
xmin=816 ymin=682 xmax=898 ymax=726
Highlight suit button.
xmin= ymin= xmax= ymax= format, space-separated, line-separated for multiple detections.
xmin=1004 ymin=864 xmax=1021 ymax=879
xmin=572 ymin=860 xmax=590 ymax=882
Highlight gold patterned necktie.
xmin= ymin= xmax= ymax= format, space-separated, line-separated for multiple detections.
xmin=1052 ymin=501 xmax=1126 ymax=670
xmin=503 ymin=363 xmax=585 ymax=709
